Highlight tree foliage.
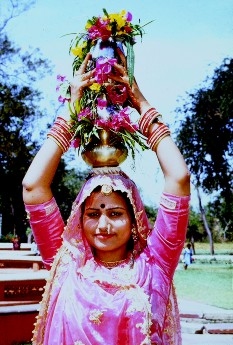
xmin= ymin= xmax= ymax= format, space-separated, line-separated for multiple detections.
xmin=0 ymin=32 xmax=89 ymax=238
xmin=175 ymin=58 xmax=233 ymax=239
xmin=0 ymin=33 xmax=51 ymax=238
xmin=0 ymin=1 xmax=86 ymax=239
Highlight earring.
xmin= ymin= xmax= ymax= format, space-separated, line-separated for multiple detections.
xmin=131 ymin=227 xmax=138 ymax=242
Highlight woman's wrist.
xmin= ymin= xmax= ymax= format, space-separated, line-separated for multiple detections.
xmin=47 ymin=116 xmax=74 ymax=154
xmin=138 ymin=107 xmax=171 ymax=151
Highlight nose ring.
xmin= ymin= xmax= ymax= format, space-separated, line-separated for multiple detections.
xmin=96 ymin=224 xmax=111 ymax=234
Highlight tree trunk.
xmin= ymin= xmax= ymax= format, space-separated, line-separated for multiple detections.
xmin=196 ymin=188 xmax=214 ymax=255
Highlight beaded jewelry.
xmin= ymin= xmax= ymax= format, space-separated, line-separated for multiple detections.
xmin=131 ymin=227 xmax=139 ymax=243
xmin=47 ymin=116 xmax=74 ymax=153
xmin=95 ymin=254 xmax=134 ymax=269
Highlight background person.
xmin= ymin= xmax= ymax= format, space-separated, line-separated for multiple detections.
xmin=183 ymin=243 xmax=193 ymax=269
xmin=12 ymin=235 xmax=21 ymax=250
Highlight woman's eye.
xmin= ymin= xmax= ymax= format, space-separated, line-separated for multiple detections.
xmin=110 ymin=211 xmax=122 ymax=217
xmin=87 ymin=212 xmax=99 ymax=218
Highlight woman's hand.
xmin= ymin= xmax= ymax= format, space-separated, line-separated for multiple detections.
xmin=109 ymin=49 xmax=150 ymax=114
xmin=70 ymin=53 xmax=96 ymax=104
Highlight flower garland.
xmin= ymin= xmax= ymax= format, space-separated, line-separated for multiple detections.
xmin=57 ymin=9 xmax=152 ymax=158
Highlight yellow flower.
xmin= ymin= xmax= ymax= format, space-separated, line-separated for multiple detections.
xmin=89 ymin=83 xmax=101 ymax=92
xmin=108 ymin=12 xmax=126 ymax=30
xmin=71 ymin=42 xmax=87 ymax=57
xmin=85 ymin=21 xmax=92 ymax=30
xmin=71 ymin=46 xmax=82 ymax=57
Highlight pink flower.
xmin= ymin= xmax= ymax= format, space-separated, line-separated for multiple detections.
xmin=71 ymin=138 xmax=81 ymax=149
xmin=95 ymin=118 xmax=112 ymax=129
xmin=58 ymin=95 xmax=70 ymax=103
xmin=126 ymin=12 xmax=133 ymax=22
xmin=111 ymin=107 xmax=138 ymax=133
xmin=88 ymin=18 xmax=111 ymax=40
xmin=77 ymin=107 xmax=92 ymax=121
xmin=94 ymin=57 xmax=117 ymax=84
xmin=57 ymin=74 xmax=67 ymax=82
xmin=97 ymin=97 xmax=107 ymax=109
xmin=106 ymin=84 xmax=128 ymax=105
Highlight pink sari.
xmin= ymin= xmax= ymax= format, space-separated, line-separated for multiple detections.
xmin=25 ymin=171 xmax=190 ymax=345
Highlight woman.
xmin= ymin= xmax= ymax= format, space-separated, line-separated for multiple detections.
xmin=23 ymin=53 xmax=190 ymax=345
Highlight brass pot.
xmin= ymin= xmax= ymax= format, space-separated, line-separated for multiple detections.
xmin=81 ymin=130 xmax=128 ymax=168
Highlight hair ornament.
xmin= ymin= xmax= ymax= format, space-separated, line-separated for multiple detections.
xmin=101 ymin=184 xmax=113 ymax=195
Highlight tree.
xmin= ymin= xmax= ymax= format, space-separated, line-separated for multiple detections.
xmin=144 ymin=205 xmax=157 ymax=228
xmin=175 ymin=58 xmax=233 ymax=251
xmin=186 ymin=207 xmax=205 ymax=243
xmin=52 ymin=164 xmax=88 ymax=221
xmin=0 ymin=1 xmax=94 ymax=241
xmin=0 ymin=1 xmax=52 ymax=239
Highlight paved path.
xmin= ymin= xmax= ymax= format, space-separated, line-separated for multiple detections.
xmin=182 ymin=333 xmax=233 ymax=345
xmin=179 ymin=298 xmax=233 ymax=345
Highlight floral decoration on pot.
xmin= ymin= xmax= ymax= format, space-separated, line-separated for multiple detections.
xmin=57 ymin=9 xmax=153 ymax=159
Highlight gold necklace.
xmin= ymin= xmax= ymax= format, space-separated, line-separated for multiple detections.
xmin=95 ymin=255 xmax=132 ymax=269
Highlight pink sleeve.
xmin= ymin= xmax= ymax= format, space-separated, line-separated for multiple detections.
xmin=25 ymin=198 xmax=64 ymax=270
xmin=147 ymin=193 xmax=190 ymax=276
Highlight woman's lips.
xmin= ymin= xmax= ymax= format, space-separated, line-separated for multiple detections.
xmin=95 ymin=234 xmax=115 ymax=240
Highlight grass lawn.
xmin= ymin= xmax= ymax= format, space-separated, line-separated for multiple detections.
xmin=175 ymin=242 xmax=233 ymax=309
xmin=174 ymin=263 xmax=233 ymax=309
xmin=192 ymin=241 xmax=233 ymax=255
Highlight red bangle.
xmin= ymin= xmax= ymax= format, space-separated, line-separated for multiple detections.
xmin=47 ymin=117 xmax=74 ymax=153
xmin=147 ymin=123 xmax=170 ymax=150
xmin=138 ymin=107 xmax=162 ymax=136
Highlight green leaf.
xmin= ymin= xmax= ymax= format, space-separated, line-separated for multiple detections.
xmin=125 ymin=41 xmax=135 ymax=86
xmin=103 ymin=8 xmax=109 ymax=17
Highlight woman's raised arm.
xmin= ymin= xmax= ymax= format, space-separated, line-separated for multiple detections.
xmin=111 ymin=52 xmax=190 ymax=197
xmin=22 ymin=53 xmax=95 ymax=205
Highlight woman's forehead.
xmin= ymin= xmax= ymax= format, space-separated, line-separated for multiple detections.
xmin=85 ymin=190 xmax=128 ymax=209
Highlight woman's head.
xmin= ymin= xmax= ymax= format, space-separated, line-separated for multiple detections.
xmin=63 ymin=170 xmax=151 ymax=263
xmin=82 ymin=186 xmax=135 ymax=261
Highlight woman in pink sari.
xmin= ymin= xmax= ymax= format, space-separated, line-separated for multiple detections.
xmin=23 ymin=53 xmax=190 ymax=345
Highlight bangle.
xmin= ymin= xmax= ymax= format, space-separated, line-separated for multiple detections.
xmin=147 ymin=123 xmax=170 ymax=150
xmin=47 ymin=117 xmax=74 ymax=153
xmin=138 ymin=107 xmax=163 ymax=136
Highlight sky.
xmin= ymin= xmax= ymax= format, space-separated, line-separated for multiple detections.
xmin=2 ymin=0 xmax=233 ymax=207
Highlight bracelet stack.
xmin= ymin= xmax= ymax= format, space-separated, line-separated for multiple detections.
xmin=138 ymin=107 xmax=162 ymax=136
xmin=47 ymin=116 xmax=73 ymax=153
xmin=147 ymin=123 xmax=170 ymax=150
xmin=139 ymin=107 xmax=171 ymax=150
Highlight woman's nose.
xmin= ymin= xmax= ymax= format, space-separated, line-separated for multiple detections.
xmin=97 ymin=214 xmax=108 ymax=231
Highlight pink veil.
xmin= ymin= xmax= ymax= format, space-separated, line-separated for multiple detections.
xmin=62 ymin=168 xmax=152 ymax=263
